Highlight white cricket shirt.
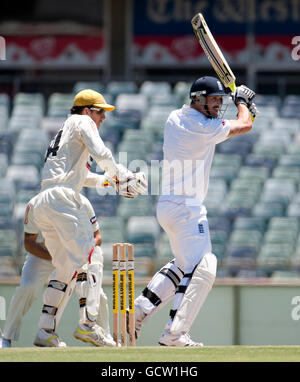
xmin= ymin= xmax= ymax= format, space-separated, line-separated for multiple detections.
xmin=41 ymin=114 xmax=117 ymax=192
xmin=161 ymin=105 xmax=230 ymax=205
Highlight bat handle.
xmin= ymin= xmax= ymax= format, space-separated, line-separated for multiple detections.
xmin=229 ymin=84 xmax=237 ymax=93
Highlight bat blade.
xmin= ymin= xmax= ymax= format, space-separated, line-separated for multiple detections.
xmin=191 ymin=13 xmax=236 ymax=92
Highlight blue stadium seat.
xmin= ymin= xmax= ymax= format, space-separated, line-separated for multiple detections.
xmin=257 ymin=243 xmax=294 ymax=270
xmin=233 ymin=217 xmax=267 ymax=233
xmin=252 ymin=202 xmax=285 ymax=219
xmin=140 ymin=81 xmax=172 ymax=98
xmin=208 ymin=217 xmax=231 ymax=234
xmin=217 ymin=139 xmax=252 ymax=156
xmin=254 ymin=94 xmax=281 ymax=108
xmin=106 ymin=81 xmax=138 ymax=99
xmin=173 ymin=81 xmax=192 ymax=103
xmin=73 ymin=81 xmax=105 ymax=94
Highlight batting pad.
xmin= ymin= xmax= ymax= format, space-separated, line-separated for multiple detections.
xmin=135 ymin=260 xmax=184 ymax=317
xmin=38 ymin=280 xmax=68 ymax=330
xmin=86 ymin=246 xmax=103 ymax=321
xmin=170 ymin=253 xmax=217 ymax=335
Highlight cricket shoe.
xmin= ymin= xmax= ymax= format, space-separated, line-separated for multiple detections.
xmin=0 ymin=337 xmax=11 ymax=348
xmin=126 ymin=305 xmax=147 ymax=340
xmin=73 ymin=324 xmax=107 ymax=347
xmin=34 ymin=329 xmax=67 ymax=347
xmin=158 ymin=329 xmax=204 ymax=347
xmin=102 ymin=332 xmax=117 ymax=347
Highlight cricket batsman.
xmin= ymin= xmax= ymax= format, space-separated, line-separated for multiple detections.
xmin=132 ymin=77 xmax=257 ymax=346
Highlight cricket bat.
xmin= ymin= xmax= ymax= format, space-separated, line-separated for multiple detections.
xmin=191 ymin=13 xmax=237 ymax=93
xmin=191 ymin=12 xmax=257 ymax=120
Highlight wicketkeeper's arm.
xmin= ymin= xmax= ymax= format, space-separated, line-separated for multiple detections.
xmin=84 ymin=171 xmax=107 ymax=188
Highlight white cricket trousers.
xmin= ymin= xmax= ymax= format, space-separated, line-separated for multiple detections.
xmin=156 ymin=195 xmax=212 ymax=274
xmin=30 ymin=186 xmax=95 ymax=283
xmin=2 ymin=255 xmax=54 ymax=341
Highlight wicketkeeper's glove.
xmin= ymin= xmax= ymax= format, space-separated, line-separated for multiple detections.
xmin=104 ymin=164 xmax=148 ymax=198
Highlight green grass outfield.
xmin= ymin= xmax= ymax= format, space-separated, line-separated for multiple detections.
xmin=1 ymin=346 xmax=300 ymax=362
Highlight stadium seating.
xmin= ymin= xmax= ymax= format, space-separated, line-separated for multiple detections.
xmin=126 ymin=216 xmax=160 ymax=245
xmin=156 ymin=231 xmax=173 ymax=269
xmin=47 ymin=93 xmax=74 ymax=118
xmin=256 ymin=243 xmax=294 ymax=273
xmin=139 ymin=81 xmax=172 ymax=99
xmin=106 ymin=81 xmax=138 ymax=99
xmin=232 ymin=216 xmax=267 ymax=233
xmin=223 ymin=229 xmax=262 ymax=270
xmin=73 ymin=81 xmax=105 ymax=94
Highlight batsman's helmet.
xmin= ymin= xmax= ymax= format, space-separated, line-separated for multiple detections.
xmin=190 ymin=76 xmax=228 ymax=118
xmin=190 ymin=76 xmax=226 ymax=99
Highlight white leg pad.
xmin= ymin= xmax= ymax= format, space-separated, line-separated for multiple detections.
xmin=135 ymin=259 xmax=184 ymax=317
xmin=55 ymin=276 xmax=76 ymax=328
xmin=87 ymin=246 xmax=103 ymax=322
xmin=38 ymin=280 xmax=68 ymax=330
xmin=75 ymin=269 xmax=89 ymax=324
xmin=96 ymin=289 xmax=110 ymax=334
xmin=86 ymin=263 xmax=102 ymax=321
xmin=75 ymin=246 xmax=104 ymax=324
xmin=170 ymin=253 xmax=217 ymax=335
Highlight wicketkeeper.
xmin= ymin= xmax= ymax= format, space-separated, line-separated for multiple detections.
xmin=22 ymin=89 xmax=147 ymax=347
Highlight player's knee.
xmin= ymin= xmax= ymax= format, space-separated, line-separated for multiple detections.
xmin=43 ymin=280 xmax=68 ymax=311
xmin=199 ymin=252 xmax=217 ymax=278
xmin=143 ymin=260 xmax=184 ymax=307
xmin=192 ymin=253 xmax=217 ymax=289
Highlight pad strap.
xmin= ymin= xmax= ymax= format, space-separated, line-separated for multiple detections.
xmin=42 ymin=305 xmax=58 ymax=316
xmin=77 ymin=273 xmax=87 ymax=282
xmin=142 ymin=287 xmax=162 ymax=307
xmin=159 ymin=267 xmax=182 ymax=289
xmin=48 ymin=280 xmax=68 ymax=292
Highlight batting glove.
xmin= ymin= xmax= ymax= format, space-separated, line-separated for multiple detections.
xmin=232 ymin=85 xmax=256 ymax=107
xmin=249 ymin=102 xmax=259 ymax=121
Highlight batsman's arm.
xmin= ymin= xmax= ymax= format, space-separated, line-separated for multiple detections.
xmin=226 ymin=103 xmax=253 ymax=138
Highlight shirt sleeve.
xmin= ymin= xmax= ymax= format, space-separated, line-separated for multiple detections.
xmin=203 ymin=118 xmax=230 ymax=144
xmin=24 ymin=203 xmax=39 ymax=234
xmin=78 ymin=117 xmax=118 ymax=177
xmin=80 ymin=195 xmax=100 ymax=232
xmin=84 ymin=172 xmax=106 ymax=188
